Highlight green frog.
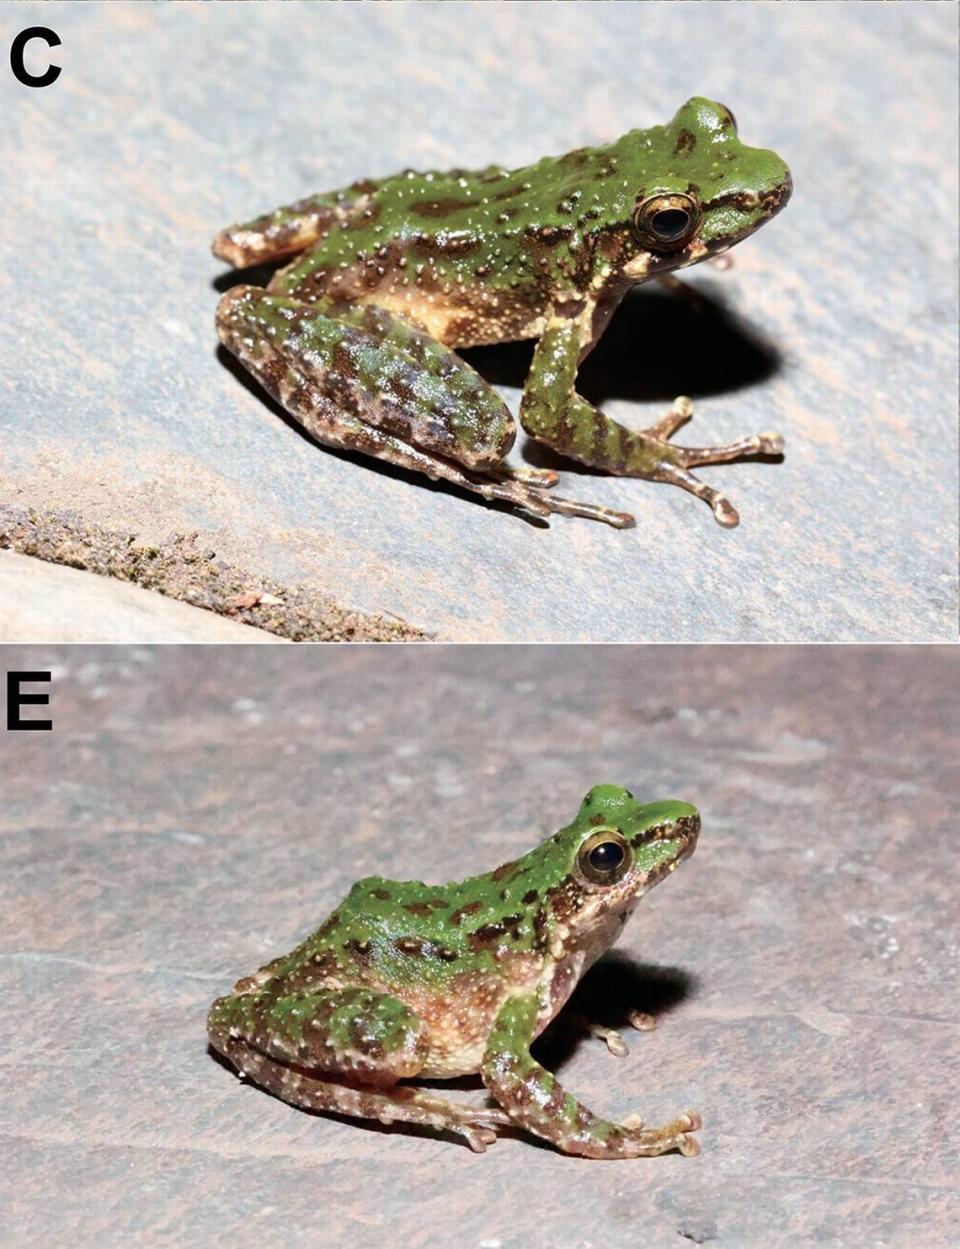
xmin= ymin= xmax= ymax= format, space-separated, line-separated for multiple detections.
xmin=208 ymin=786 xmax=701 ymax=1158
xmin=213 ymin=98 xmax=790 ymax=529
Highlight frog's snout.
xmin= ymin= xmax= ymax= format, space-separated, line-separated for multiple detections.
xmin=768 ymin=167 xmax=793 ymax=214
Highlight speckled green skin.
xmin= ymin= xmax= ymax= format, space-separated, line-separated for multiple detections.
xmin=208 ymin=786 xmax=703 ymax=1157
xmin=215 ymin=97 xmax=791 ymax=528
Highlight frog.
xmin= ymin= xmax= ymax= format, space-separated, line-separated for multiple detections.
xmin=207 ymin=785 xmax=702 ymax=1158
xmin=213 ymin=97 xmax=790 ymax=529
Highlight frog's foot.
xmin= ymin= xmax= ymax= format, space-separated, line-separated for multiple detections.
xmin=639 ymin=396 xmax=784 ymax=529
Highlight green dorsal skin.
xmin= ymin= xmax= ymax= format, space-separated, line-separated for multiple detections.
xmin=214 ymin=98 xmax=791 ymax=529
xmin=208 ymin=787 xmax=704 ymax=1158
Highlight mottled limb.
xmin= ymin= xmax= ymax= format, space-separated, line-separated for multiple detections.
xmin=214 ymin=1032 xmax=506 ymax=1152
xmin=520 ymin=308 xmax=784 ymax=527
xmin=482 ymin=995 xmax=700 ymax=1159
xmin=217 ymin=287 xmax=634 ymax=527
xmin=208 ymin=987 xmax=509 ymax=1152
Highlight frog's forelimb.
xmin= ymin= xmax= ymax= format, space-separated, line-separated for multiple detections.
xmin=521 ymin=305 xmax=784 ymax=528
xmin=483 ymin=994 xmax=699 ymax=1158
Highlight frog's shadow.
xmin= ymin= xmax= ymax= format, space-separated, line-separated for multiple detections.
xmin=207 ymin=954 xmax=696 ymax=1154
xmin=213 ymin=270 xmax=781 ymax=515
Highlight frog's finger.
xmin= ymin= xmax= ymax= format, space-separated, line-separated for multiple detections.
xmin=674 ymin=430 xmax=785 ymax=467
xmin=643 ymin=396 xmax=694 ymax=441
xmin=652 ymin=463 xmax=741 ymax=528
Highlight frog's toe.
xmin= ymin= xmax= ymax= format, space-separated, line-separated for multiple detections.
xmin=654 ymin=463 xmax=741 ymax=528
xmin=494 ymin=466 xmax=560 ymax=489
xmin=461 ymin=1123 xmax=499 ymax=1153
xmin=591 ymin=1024 xmax=630 ymax=1057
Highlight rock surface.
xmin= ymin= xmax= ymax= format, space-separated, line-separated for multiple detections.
xmin=0 ymin=550 xmax=282 ymax=643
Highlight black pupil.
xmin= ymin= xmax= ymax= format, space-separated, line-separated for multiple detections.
xmin=651 ymin=208 xmax=689 ymax=240
xmin=589 ymin=840 xmax=624 ymax=872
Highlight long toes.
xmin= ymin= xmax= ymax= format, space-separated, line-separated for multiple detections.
xmin=544 ymin=493 xmax=637 ymax=528
xmin=498 ymin=467 xmax=560 ymax=488
xmin=469 ymin=1107 xmax=514 ymax=1127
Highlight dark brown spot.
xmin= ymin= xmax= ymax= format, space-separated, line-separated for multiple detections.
xmin=404 ymin=902 xmax=434 ymax=918
xmin=522 ymin=889 xmax=539 ymax=905
xmin=449 ymin=900 xmax=483 ymax=926
xmin=371 ymin=888 xmax=391 ymax=901
xmin=492 ymin=860 xmax=519 ymax=882
xmin=410 ymin=197 xmax=472 ymax=219
xmin=395 ymin=937 xmax=423 ymax=956
xmin=491 ymin=183 xmax=527 ymax=202
xmin=342 ymin=937 xmax=372 ymax=966
xmin=413 ymin=231 xmax=481 ymax=258
xmin=673 ymin=128 xmax=697 ymax=155
xmin=554 ymin=298 xmax=587 ymax=320
xmin=350 ymin=178 xmax=379 ymax=196
xmin=437 ymin=946 xmax=459 ymax=962
xmin=525 ymin=224 xmax=568 ymax=248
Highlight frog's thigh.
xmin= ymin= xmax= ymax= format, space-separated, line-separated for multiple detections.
xmin=481 ymin=994 xmax=700 ymax=1159
xmin=217 ymin=286 xmax=514 ymax=471
xmin=208 ymin=987 xmax=507 ymax=1152
xmin=208 ymin=985 xmax=428 ymax=1082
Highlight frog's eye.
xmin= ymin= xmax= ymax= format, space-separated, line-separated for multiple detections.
xmin=632 ymin=193 xmax=701 ymax=251
xmin=577 ymin=829 xmax=633 ymax=886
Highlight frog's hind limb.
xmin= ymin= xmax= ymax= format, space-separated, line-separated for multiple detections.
xmin=482 ymin=994 xmax=700 ymax=1158
xmin=208 ymin=987 xmax=509 ymax=1152
xmin=520 ymin=306 xmax=784 ymax=528
xmin=216 ymin=287 xmax=634 ymax=528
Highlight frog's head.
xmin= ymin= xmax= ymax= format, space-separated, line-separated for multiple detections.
xmin=539 ymin=786 xmax=700 ymax=946
xmin=609 ymin=97 xmax=791 ymax=281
